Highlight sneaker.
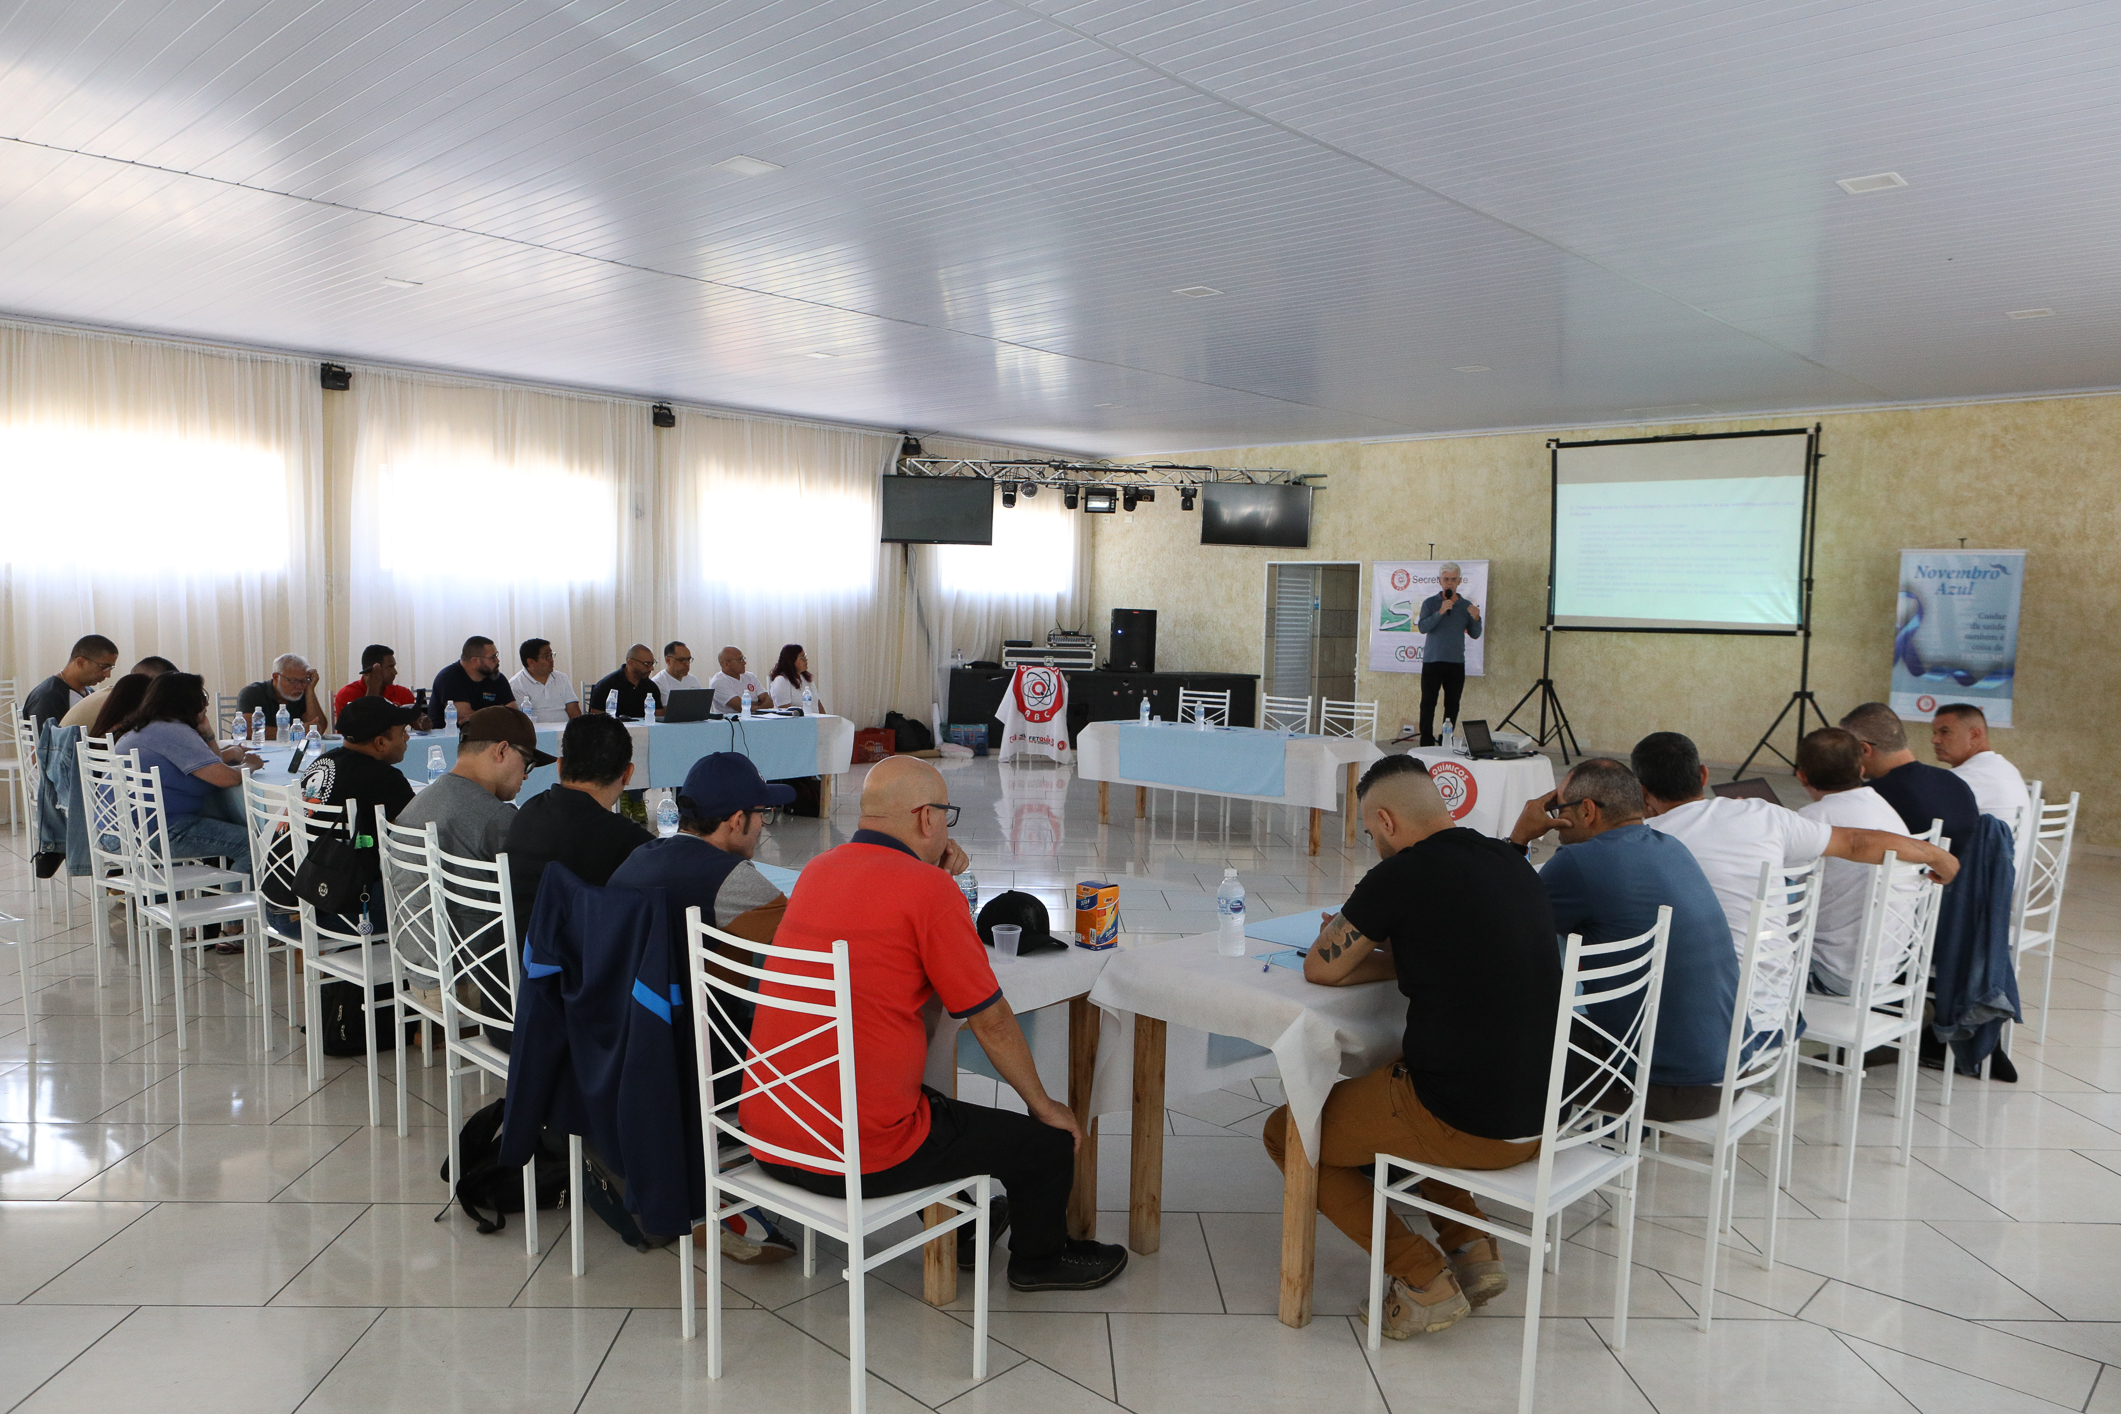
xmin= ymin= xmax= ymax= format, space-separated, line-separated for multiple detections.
xmin=1362 ymin=1270 xmax=1472 ymax=1339
xmin=718 ymin=1211 xmax=797 ymax=1265
xmin=1447 ymin=1238 xmax=1508 ymax=1307
xmin=957 ymin=1193 xmax=1011 ymax=1271
xmin=33 ymin=851 xmax=63 ymax=880
xmin=1007 ymin=1238 xmax=1128 ymax=1291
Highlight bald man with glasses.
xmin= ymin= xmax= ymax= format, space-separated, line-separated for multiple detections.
xmin=589 ymin=643 xmax=667 ymax=721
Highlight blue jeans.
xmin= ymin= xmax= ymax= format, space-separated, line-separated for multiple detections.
xmin=168 ymin=816 xmax=254 ymax=881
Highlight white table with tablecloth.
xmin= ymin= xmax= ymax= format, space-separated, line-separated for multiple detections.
xmin=1396 ymin=745 xmax=1558 ymax=838
xmin=1076 ymin=721 xmax=1385 ymax=853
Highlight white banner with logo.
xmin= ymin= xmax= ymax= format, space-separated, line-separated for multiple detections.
xmin=1891 ymin=549 xmax=2026 ymax=726
xmin=998 ymin=664 xmax=1072 ymax=762
xmin=1369 ymin=559 xmax=1488 ymax=675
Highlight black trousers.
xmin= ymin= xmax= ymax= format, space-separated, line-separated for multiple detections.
xmin=760 ymin=1089 xmax=1073 ymax=1261
xmin=1419 ymin=661 xmax=1466 ymax=745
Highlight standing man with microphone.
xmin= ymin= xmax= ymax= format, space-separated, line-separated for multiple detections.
xmin=1416 ymin=562 xmax=1481 ymax=746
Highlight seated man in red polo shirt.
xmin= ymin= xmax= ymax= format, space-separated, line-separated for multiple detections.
xmin=743 ymin=756 xmax=1128 ymax=1291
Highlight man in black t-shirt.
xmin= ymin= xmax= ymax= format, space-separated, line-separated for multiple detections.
xmin=1841 ymin=702 xmax=1980 ymax=855
xmin=429 ymin=636 xmax=516 ymax=723
xmin=503 ymin=713 xmax=654 ymax=926
xmin=21 ymin=633 xmax=119 ymax=725
xmin=299 ymin=696 xmax=419 ymax=928
xmin=587 ymin=643 xmax=665 ymax=721
xmin=1261 ymin=755 xmax=1561 ymax=1341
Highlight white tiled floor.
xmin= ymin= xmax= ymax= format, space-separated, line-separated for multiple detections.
xmin=2 ymin=755 xmax=2118 ymax=1412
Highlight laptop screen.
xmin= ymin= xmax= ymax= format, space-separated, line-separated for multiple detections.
xmin=1458 ymin=719 xmax=1495 ymax=754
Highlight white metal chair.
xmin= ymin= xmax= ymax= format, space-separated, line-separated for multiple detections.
xmin=428 ymin=839 xmax=540 ymax=1252
xmin=0 ymin=690 xmax=23 ymax=830
xmin=12 ymin=713 xmax=70 ymax=925
xmin=378 ymin=818 xmax=450 ymax=1137
xmin=688 ymin=909 xmax=991 ymax=1409
xmin=1319 ymin=698 xmax=1381 ymax=740
xmin=1260 ymin=693 xmax=1313 ymax=734
xmin=1175 ymin=687 xmax=1230 ymax=727
xmin=290 ymin=792 xmax=401 ymax=1124
xmin=3 ymin=907 xmax=33 ymax=1054
xmin=1643 ymin=860 xmax=1821 ymax=1330
xmin=214 ymin=692 xmax=246 ymax=740
xmin=239 ymin=773 xmax=306 ymax=1045
xmin=1797 ymin=850 xmax=1945 ymax=1199
xmin=1366 ymin=908 xmax=1671 ymax=1414
xmin=124 ymin=758 xmax=269 ymax=1051
xmin=2011 ymin=788 xmax=2078 ymax=1046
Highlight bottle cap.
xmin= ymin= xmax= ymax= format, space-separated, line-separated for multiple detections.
xmin=1224 ymin=868 xmax=1238 ymax=878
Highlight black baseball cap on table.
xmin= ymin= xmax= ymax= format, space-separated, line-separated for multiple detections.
xmin=977 ymin=891 xmax=1070 ymax=954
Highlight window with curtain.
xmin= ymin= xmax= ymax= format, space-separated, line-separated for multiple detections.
xmin=0 ymin=321 xmax=325 ymax=698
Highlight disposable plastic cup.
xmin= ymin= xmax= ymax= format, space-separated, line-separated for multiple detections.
xmin=992 ymin=925 xmax=1021 ymax=964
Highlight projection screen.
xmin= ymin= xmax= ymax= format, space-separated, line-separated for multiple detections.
xmin=1549 ymin=429 xmax=1812 ymax=633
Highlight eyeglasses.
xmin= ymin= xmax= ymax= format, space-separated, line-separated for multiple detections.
xmin=915 ymin=803 xmax=961 ymax=827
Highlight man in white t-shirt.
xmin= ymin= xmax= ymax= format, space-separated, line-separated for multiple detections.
xmin=708 ymin=646 xmax=772 ymax=714
xmin=652 ymin=641 xmax=706 ymax=698
xmin=1795 ymin=728 xmax=1921 ymax=995
xmin=509 ymin=638 xmax=581 ymax=724
xmin=1930 ymin=703 xmax=2033 ymax=836
xmin=1632 ymin=732 xmax=1957 ymax=1031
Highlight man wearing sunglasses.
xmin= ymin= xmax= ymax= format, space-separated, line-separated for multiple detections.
xmin=744 ymin=755 xmax=1130 ymax=1293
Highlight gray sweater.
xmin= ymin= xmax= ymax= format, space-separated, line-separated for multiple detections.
xmin=1416 ymin=593 xmax=1483 ymax=664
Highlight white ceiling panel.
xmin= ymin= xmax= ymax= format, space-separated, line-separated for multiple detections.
xmin=1 ymin=0 xmax=2115 ymax=452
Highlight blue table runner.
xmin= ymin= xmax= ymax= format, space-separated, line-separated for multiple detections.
xmin=1115 ymin=721 xmax=1290 ymax=797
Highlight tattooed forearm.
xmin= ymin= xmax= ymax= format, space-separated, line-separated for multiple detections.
xmin=1317 ymin=918 xmax=1360 ymax=963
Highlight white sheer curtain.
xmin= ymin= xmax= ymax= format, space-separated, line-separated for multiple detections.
xmin=655 ymin=410 xmax=899 ymax=725
xmin=0 ymin=320 xmax=325 ymax=699
xmin=343 ymin=369 xmax=654 ymax=698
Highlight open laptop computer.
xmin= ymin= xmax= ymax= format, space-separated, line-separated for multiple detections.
xmin=662 ymin=688 xmax=717 ymax=723
xmin=1459 ymin=718 xmax=1534 ymax=761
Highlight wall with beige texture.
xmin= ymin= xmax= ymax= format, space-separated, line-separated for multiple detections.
xmin=1088 ymin=394 xmax=2121 ymax=846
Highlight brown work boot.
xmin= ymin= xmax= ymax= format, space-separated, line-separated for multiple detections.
xmin=1448 ymin=1238 xmax=1508 ymax=1307
xmin=1363 ymin=1268 xmax=1472 ymax=1339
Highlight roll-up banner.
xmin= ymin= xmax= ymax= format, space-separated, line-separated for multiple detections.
xmin=1891 ymin=549 xmax=2025 ymax=726
xmin=1370 ymin=559 xmax=1488 ymax=675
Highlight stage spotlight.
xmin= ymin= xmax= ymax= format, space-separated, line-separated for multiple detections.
xmin=1180 ymin=486 xmax=1197 ymax=510
xmin=1021 ymin=481 xmax=1039 ymax=498
xmin=1000 ymin=481 xmax=1018 ymax=508
xmin=1063 ymin=485 xmax=1080 ymax=510
xmin=899 ymin=434 xmax=923 ymax=460
xmin=1082 ymin=486 xmax=1118 ymax=514
xmin=1122 ymin=487 xmax=1156 ymax=512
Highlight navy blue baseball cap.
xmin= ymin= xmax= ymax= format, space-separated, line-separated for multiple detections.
xmin=679 ymin=751 xmax=796 ymax=820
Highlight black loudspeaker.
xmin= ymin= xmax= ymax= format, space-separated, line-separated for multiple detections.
xmin=1109 ymin=609 xmax=1157 ymax=674
xmin=319 ymin=362 xmax=351 ymax=391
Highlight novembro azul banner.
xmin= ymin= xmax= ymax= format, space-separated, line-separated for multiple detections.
xmin=1891 ymin=549 xmax=2025 ymax=726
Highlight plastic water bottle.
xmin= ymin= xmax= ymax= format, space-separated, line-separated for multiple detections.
xmin=800 ymin=684 xmax=815 ymax=716
xmin=605 ymin=689 xmax=619 ymax=717
xmin=426 ymin=746 xmax=445 ymax=783
xmin=1195 ymin=702 xmax=1210 ymax=732
xmin=958 ymin=870 xmax=979 ymax=920
xmin=290 ymin=718 xmax=307 ymax=753
xmin=251 ymin=707 xmax=266 ymax=743
xmin=1216 ymin=869 xmax=1246 ymax=957
xmin=274 ymin=705 xmax=291 ymax=742
xmin=231 ymin=711 xmax=248 ymax=747
xmin=740 ymin=689 xmax=753 ymax=719
xmin=1441 ymin=719 xmax=1456 ymax=754
xmin=443 ymin=701 xmax=458 ymax=731
xmin=1138 ymin=696 xmax=1150 ymax=724
xmin=656 ymin=795 xmax=680 ymax=838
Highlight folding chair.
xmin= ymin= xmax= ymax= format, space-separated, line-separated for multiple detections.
xmin=240 ymin=774 xmax=305 ymax=1045
xmin=688 ymin=909 xmax=991 ymax=1412
xmin=1319 ymin=699 xmax=1380 ymax=740
xmin=1643 ymin=860 xmax=1821 ymax=1329
xmin=1367 ymin=907 xmax=1672 ymax=1414
xmin=379 ymin=819 xmax=448 ymax=1139
xmin=2012 ymin=788 xmax=2078 ymax=1046
xmin=1260 ymin=694 xmax=1313 ymax=734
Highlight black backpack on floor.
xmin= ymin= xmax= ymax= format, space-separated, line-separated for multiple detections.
xmin=316 ymin=979 xmax=402 ymax=1057
xmin=442 ymin=1099 xmax=569 ymax=1234
xmin=883 ymin=710 xmax=933 ymax=752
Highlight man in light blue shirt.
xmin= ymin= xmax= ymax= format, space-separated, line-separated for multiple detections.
xmin=1416 ymin=563 xmax=1481 ymax=745
xmin=1509 ymin=757 xmax=1737 ymax=1120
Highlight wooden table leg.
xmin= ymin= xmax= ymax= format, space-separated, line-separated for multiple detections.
xmin=1134 ymin=785 xmax=1146 ymax=820
xmin=1129 ymin=1015 xmax=1166 ymax=1255
xmin=1068 ymin=995 xmax=1101 ymax=1239
xmin=822 ymin=773 xmax=835 ymax=816
xmin=1278 ymin=1122 xmax=1319 ymax=1328
xmin=1308 ymin=807 xmax=1323 ymax=856
xmin=1098 ymin=780 xmax=1109 ymax=824
xmin=923 ymin=1060 xmax=959 ymax=1304
xmin=1343 ymin=763 xmax=1359 ymax=846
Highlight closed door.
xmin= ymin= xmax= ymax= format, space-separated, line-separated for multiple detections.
xmin=1264 ymin=563 xmax=1358 ymax=707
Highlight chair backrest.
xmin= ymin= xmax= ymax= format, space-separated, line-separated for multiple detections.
xmin=380 ymin=818 xmax=445 ymax=991
xmin=240 ymin=774 xmax=300 ymax=922
xmin=1543 ymin=907 xmax=1672 ymax=1169
xmin=1318 ymin=698 xmax=1380 ymax=740
xmin=12 ymin=713 xmax=38 ymax=803
xmin=215 ymin=692 xmax=245 ymax=738
xmin=1175 ymin=688 xmax=1230 ymax=726
xmin=2017 ymin=790 xmax=2079 ymax=949
xmin=433 ymin=843 xmax=522 ymax=1032
xmin=1847 ymin=849 xmax=1944 ymax=1014
xmin=1260 ymin=694 xmax=1312 ymax=734
xmin=687 ymin=908 xmax=864 ymax=1189
xmin=1720 ymin=860 xmax=1824 ymax=1101
xmin=76 ymin=735 xmax=130 ymax=868
xmin=120 ymin=758 xmax=192 ymax=893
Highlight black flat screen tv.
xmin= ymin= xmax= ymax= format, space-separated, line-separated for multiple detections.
xmin=881 ymin=476 xmax=994 ymax=545
xmin=1200 ymin=483 xmax=1312 ymax=547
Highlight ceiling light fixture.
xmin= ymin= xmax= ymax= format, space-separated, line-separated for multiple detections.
xmin=1020 ymin=482 xmax=1038 ymax=498
xmin=1062 ymin=485 xmax=1080 ymax=510
xmin=999 ymin=481 xmax=1017 ymax=508
xmin=1122 ymin=487 xmax=1156 ymax=512
xmin=1082 ymin=486 xmax=1118 ymax=514
xmin=2007 ymin=308 xmax=2055 ymax=319
xmin=803 ymin=351 xmax=837 ymax=359
xmin=381 ymin=275 xmax=424 ymax=288
xmin=715 ymin=155 xmax=782 ymax=178
xmin=1172 ymin=286 xmax=1223 ymax=298
xmin=1835 ymin=172 xmax=1907 ymax=195
xmin=1452 ymin=365 xmax=1490 ymax=373
xmin=1179 ymin=486 xmax=1197 ymax=511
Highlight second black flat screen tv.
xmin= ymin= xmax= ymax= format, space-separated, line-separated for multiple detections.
xmin=881 ymin=476 xmax=994 ymax=545
xmin=1200 ymin=483 xmax=1312 ymax=547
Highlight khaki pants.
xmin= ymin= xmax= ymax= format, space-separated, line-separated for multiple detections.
xmin=1263 ymin=1062 xmax=1537 ymax=1287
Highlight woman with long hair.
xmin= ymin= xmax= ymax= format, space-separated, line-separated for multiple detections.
xmin=767 ymin=644 xmax=819 ymax=713
xmin=112 ymin=671 xmax=260 ymax=877
xmin=89 ymin=672 xmax=155 ymax=741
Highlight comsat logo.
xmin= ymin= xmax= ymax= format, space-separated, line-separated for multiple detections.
xmin=1394 ymin=645 xmax=1422 ymax=663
